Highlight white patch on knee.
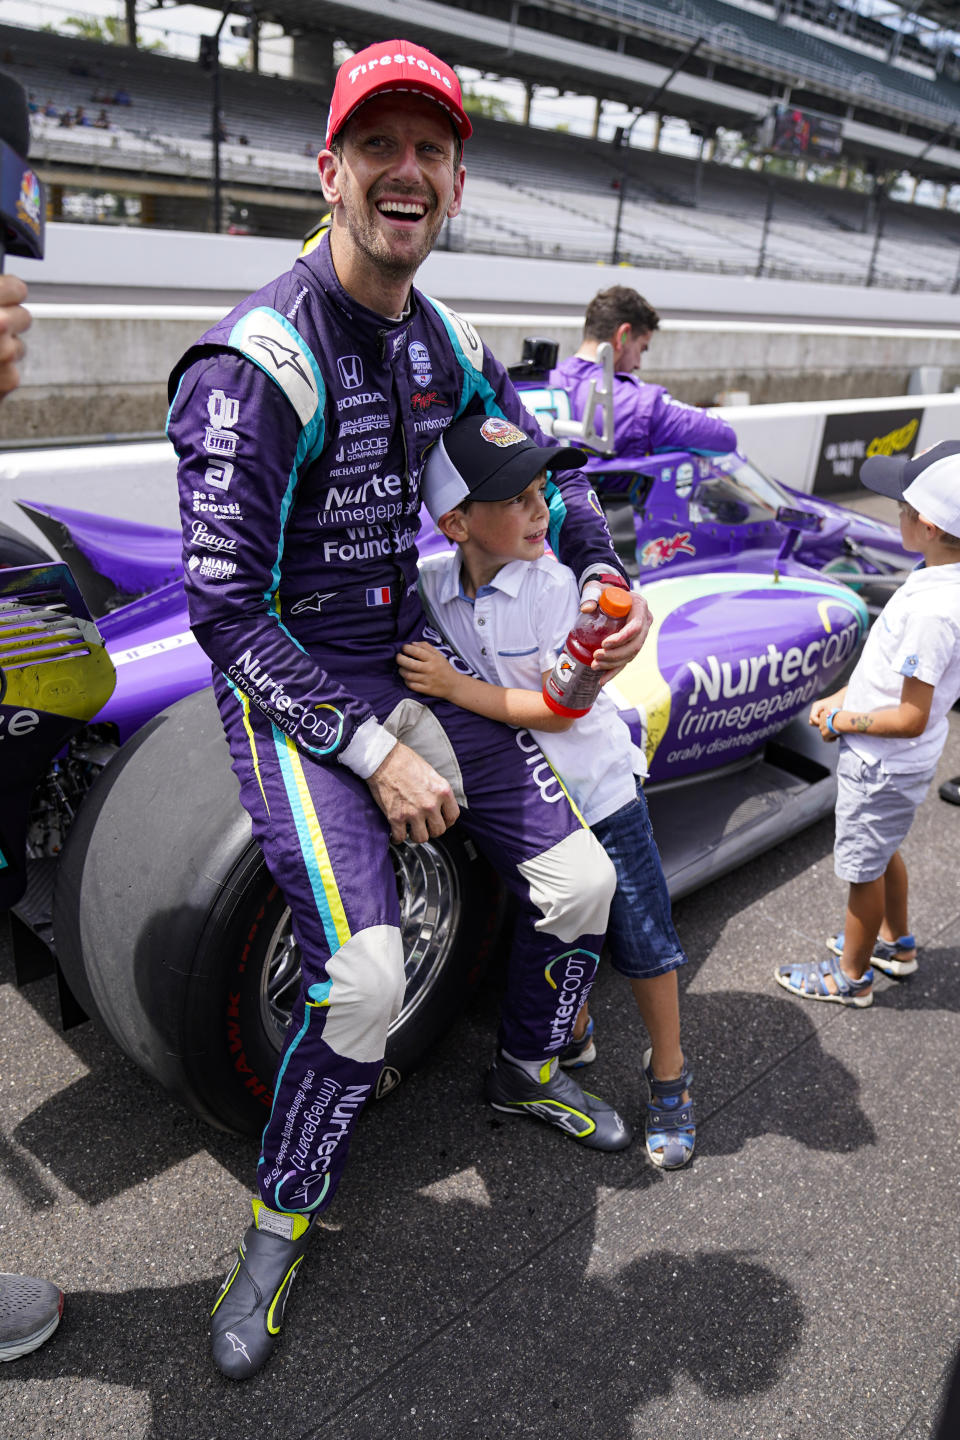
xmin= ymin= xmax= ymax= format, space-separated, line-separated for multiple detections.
xmin=518 ymin=827 xmax=616 ymax=942
xmin=321 ymin=925 xmax=406 ymax=1062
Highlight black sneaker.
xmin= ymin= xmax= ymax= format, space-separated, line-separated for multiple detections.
xmin=211 ymin=1199 xmax=313 ymax=1380
xmin=0 ymin=1274 xmax=63 ymax=1361
xmin=484 ymin=1052 xmax=631 ymax=1151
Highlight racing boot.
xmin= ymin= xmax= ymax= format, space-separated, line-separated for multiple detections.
xmin=484 ymin=1051 xmax=631 ymax=1151
xmin=210 ymin=1198 xmax=313 ymax=1380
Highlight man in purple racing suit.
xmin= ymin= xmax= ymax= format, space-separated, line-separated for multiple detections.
xmin=549 ymin=285 xmax=737 ymax=458
xmin=167 ymin=40 xmax=652 ymax=1380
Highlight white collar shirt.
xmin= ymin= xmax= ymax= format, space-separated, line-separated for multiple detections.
xmin=419 ymin=550 xmax=642 ymax=825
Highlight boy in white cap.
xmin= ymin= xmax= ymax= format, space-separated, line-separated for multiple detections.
xmin=776 ymin=440 xmax=960 ymax=1006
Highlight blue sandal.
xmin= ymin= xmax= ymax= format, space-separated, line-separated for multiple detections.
xmin=828 ymin=930 xmax=917 ymax=978
xmin=642 ymin=1048 xmax=695 ymax=1169
xmin=775 ymin=954 xmax=874 ymax=1007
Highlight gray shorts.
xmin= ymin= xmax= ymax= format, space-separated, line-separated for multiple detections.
xmin=834 ymin=746 xmax=935 ymax=884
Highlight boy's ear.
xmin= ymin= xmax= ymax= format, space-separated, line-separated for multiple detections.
xmin=438 ymin=509 xmax=468 ymax=542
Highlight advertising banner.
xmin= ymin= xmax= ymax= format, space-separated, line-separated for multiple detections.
xmin=813 ymin=408 xmax=921 ymax=495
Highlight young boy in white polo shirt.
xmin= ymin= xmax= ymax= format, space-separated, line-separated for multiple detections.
xmin=776 ymin=440 xmax=960 ymax=1007
xmin=397 ymin=413 xmax=694 ymax=1169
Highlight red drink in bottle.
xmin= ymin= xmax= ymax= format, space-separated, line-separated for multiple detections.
xmin=542 ymin=586 xmax=633 ymax=718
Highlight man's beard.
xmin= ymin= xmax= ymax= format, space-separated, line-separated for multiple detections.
xmin=344 ymin=187 xmax=446 ymax=278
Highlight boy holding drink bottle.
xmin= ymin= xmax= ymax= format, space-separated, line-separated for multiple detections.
xmin=397 ymin=412 xmax=695 ymax=1169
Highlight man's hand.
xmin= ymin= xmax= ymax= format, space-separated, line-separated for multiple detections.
xmin=396 ymin=641 xmax=459 ymax=700
xmin=0 ymin=275 xmax=31 ymax=399
xmin=581 ymin=588 xmax=653 ymax=677
xmin=366 ymin=740 xmax=459 ymax=844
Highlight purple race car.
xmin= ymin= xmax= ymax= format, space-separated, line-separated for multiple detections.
xmin=0 ymin=395 xmax=878 ymax=1136
xmin=511 ymin=337 xmax=913 ymax=612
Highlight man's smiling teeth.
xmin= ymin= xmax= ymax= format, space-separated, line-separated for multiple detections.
xmin=378 ymin=200 xmax=428 ymax=217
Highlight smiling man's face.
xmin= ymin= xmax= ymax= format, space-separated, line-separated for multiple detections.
xmin=320 ymin=93 xmax=465 ymax=297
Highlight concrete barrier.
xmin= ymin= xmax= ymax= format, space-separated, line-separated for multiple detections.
xmin=3 ymin=391 xmax=958 ymax=551
xmin=4 ymin=302 xmax=960 ymax=445
xmin=17 ymin=223 xmax=960 ymax=327
xmin=719 ymin=391 xmax=960 ymax=493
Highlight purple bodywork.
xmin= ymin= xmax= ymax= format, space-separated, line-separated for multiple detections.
xmin=15 ymin=481 xmax=874 ymax=785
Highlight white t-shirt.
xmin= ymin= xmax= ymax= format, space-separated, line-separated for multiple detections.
xmin=418 ymin=551 xmax=644 ymax=825
xmin=843 ymin=561 xmax=960 ymax=773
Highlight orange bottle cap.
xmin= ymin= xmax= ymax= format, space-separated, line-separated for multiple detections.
xmin=599 ymin=586 xmax=633 ymax=619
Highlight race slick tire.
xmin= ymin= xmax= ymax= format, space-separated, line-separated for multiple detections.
xmin=52 ymin=687 xmax=504 ymax=1135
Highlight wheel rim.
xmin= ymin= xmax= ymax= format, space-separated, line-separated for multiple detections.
xmin=258 ymin=840 xmax=462 ymax=1054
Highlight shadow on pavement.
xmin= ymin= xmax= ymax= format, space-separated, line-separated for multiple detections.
xmin=5 ymin=1249 xmax=804 ymax=1440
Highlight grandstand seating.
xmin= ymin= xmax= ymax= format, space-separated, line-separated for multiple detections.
xmin=569 ymin=0 xmax=960 ymax=126
xmin=3 ymin=12 xmax=960 ymax=292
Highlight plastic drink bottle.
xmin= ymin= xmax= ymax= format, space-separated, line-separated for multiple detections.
xmin=542 ymin=585 xmax=633 ymax=718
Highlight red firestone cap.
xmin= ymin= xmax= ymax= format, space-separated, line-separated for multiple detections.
xmin=325 ymin=39 xmax=473 ymax=149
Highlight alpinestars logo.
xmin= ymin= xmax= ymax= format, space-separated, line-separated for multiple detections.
xmin=290 ymin=591 xmax=338 ymax=616
xmin=224 ymin=1332 xmax=251 ymax=1364
xmin=250 ymin=334 xmax=312 ymax=385
xmin=524 ymin=1102 xmax=590 ymax=1137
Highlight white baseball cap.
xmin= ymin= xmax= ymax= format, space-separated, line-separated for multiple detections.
xmin=860 ymin=439 xmax=960 ymax=536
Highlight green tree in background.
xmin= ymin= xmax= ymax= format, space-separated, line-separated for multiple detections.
xmin=462 ymin=87 xmax=514 ymax=122
xmin=47 ymin=13 xmax=166 ymax=51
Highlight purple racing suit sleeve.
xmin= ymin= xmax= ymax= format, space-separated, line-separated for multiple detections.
xmin=168 ymin=352 xmax=394 ymax=774
xmin=549 ymin=357 xmax=736 ymax=459
xmin=645 ymin=386 xmax=737 ymax=456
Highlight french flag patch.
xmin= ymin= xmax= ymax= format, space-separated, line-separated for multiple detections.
xmin=366 ymin=586 xmax=391 ymax=607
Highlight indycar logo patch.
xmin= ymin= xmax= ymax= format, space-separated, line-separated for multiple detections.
xmin=408 ymin=340 xmax=432 ymax=386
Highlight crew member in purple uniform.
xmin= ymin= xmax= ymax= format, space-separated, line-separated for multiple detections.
xmin=549 ymin=286 xmax=737 ymax=458
xmin=166 ymin=40 xmax=652 ymax=1380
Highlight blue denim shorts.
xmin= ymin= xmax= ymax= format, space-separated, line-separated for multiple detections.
xmin=834 ymin=745 xmax=935 ymax=884
xmin=590 ymin=784 xmax=687 ymax=980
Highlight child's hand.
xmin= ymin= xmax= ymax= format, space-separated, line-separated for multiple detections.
xmin=397 ymin=642 xmax=458 ymax=700
xmin=816 ymin=709 xmax=840 ymax=742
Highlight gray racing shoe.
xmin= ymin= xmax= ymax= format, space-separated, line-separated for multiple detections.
xmin=211 ymin=1199 xmax=313 ymax=1380
xmin=484 ymin=1052 xmax=631 ymax=1151
xmin=0 ymin=1273 xmax=63 ymax=1361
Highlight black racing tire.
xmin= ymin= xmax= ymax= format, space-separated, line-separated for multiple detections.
xmin=53 ymin=687 xmax=504 ymax=1135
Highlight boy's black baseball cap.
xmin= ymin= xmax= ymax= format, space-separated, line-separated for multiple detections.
xmin=422 ymin=413 xmax=586 ymax=521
